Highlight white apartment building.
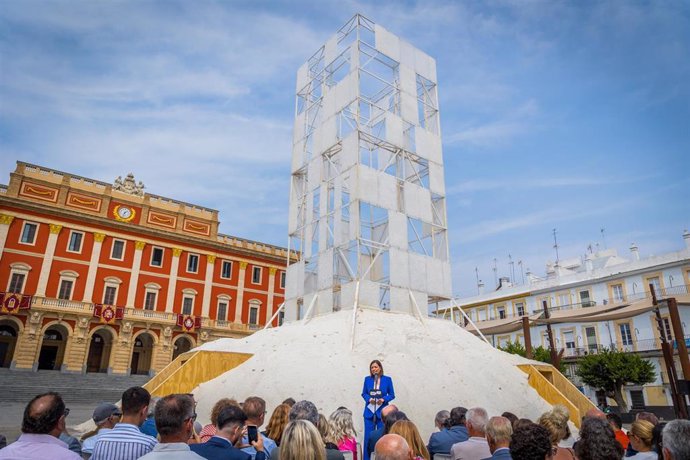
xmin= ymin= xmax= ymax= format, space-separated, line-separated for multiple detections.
xmin=440 ymin=230 xmax=690 ymax=419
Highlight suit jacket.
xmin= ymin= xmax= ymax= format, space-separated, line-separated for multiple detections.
xmin=481 ymin=447 xmax=512 ymax=460
xmin=190 ymin=436 xmax=266 ymax=460
xmin=361 ymin=375 xmax=395 ymax=419
xmin=367 ymin=426 xmax=385 ymax=456
xmin=428 ymin=426 xmax=469 ymax=456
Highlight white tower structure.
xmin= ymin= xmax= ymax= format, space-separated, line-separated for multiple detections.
xmin=285 ymin=15 xmax=452 ymax=320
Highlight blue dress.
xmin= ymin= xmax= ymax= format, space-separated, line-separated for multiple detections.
xmin=361 ymin=375 xmax=395 ymax=459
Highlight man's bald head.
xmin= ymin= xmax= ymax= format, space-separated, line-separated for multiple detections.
xmin=22 ymin=392 xmax=67 ymax=436
xmin=375 ymin=433 xmax=413 ymax=460
xmin=584 ymin=408 xmax=606 ymax=420
xmin=381 ymin=404 xmax=398 ymax=420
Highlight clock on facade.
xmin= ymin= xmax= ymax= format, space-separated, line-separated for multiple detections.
xmin=113 ymin=205 xmax=136 ymax=222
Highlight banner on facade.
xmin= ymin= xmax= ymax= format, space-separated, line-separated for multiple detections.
xmin=177 ymin=314 xmax=201 ymax=331
xmin=93 ymin=304 xmax=125 ymax=324
xmin=0 ymin=292 xmax=32 ymax=314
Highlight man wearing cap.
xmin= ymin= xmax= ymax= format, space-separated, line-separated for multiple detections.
xmin=82 ymin=403 xmax=122 ymax=458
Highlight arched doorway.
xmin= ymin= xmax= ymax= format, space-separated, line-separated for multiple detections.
xmin=130 ymin=333 xmax=154 ymax=375
xmin=0 ymin=321 xmax=19 ymax=368
xmin=86 ymin=329 xmax=114 ymax=373
xmin=38 ymin=326 xmax=68 ymax=370
xmin=172 ymin=336 xmax=193 ymax=360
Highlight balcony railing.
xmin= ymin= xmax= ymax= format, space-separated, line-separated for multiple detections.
xmin=559 ymin=335 xmax=690 ymax=357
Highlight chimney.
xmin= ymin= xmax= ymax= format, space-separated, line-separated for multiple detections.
xmin=630 ymin=243 xmax=640 ymax=261
xmin=684 ymin=229 xmax=690 ymax=250
xmin=478 ymin=280 xmax=485 ymax=295
xmin=585 ymin=255 xmax=593 ymax=272
xmin=497 ymin=276 xmax=512 ymax=290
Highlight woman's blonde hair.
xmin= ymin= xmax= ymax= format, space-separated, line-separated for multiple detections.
xmin=630 ymin=419 xmax=654 ymax=448
xmin=327 ymin=408 xmax=357 ymax=444
xmin=538 ymin=405 xmax=570 ymax=445
xmin=266 ymin=403 xmax=290 ymax=444
xmin=281 ymin=420 xmax=326 ymax=460
xmin=389 ymin=420 xmax=430 ymax=460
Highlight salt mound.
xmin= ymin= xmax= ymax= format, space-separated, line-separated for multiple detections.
xmin=193 ymin=308 xmax=553 ymax=441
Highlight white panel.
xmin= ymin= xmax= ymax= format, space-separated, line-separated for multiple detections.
xmin=284 ymin=299 xmax=297 ymax=322
xmin=399 ymin=66 xmax=417 ymax=98
xmin=302 ymin=293 xmax=317 ymax=319
xmin=307 ymin=158 xmax=321 ymax=190
xmin=385 ymin=113 xmax=403 ymax=147
xmin=389 ymin=287 xmax=410 ymax=313
xmin=399 ymin=40 xmax=416 ymax=69
xmin=358 ymin=280 xmax=379 ymax=308
xmin=336 ymin=72 xmax=358 ymax=112
xmin=388 ymin=212 xmax=408 ymax=249
xmin=411 ymin=290 xmax=428 ymax=315
xmin=341 ymin=281 xmax=357 ymax=311
xmin=389 ymin=247 xmax=410 ymax=287
xmin=317 ymin=288 xmax=333 ymax=316
xmin=409 ymin=253 xmax=427 ymax=292
xmin=414 ymin=49 xmax=436 ymax=82
xmin=403 ymin=183 xmax=432 ymax=222
xmin=317 ymin=246 xmax=331 ymax=288
xmin=429 ymin=162 xmax=446 ymax=196
xmin=442 ymin=261 xmax=453 ymax=297
xmin=319 ymin=115 xmax=338 ymax=154
xmin=414 ymin=127 xmax=441 ymax=163
xmin=341 ymin=131 xmax=359 ymax=170
xmin=286 ymin=261 xmax=304 ymax=298
xmin=378 ymin=172 xmax=398 ymax=211
xmin=374 ymin=24 xmax=401 ymax=62
xmin=426 ymin=258 xmax=443 ymax=295
xmin=296 ymin=62 xmax=309 ymax=92
xmin=291 ymin=142 xmax=305 ymax=173
xmin=322 ymin=86 xmax=337 ymax=121
xmin=293 ymin=114 xmax=306 ymax=145
xmin=324 ymin=35 xmax=338 ymax=66
xmin=401 ymin=93 xmax=418 ymax=127
xmin=356 ymin=165 xmax=378 ymax=203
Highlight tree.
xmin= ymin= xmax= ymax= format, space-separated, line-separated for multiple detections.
xmin=498 ymin=341 xmax=565 ymax=372
xmin=575 ymin=348 xmax=656 ymax=413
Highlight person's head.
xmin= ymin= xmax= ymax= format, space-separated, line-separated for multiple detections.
xmin=375 ymin=433 xmax=413 ymax=460
xmin=636 ymin=411 xmax=659 ymax=426
xmin=434 ymin=410 xmax=450 ymax=430
xmin=22 ymin=392 xmax=68 ymax=437
xmin=485 ymin=416 xmax=513 ymax=453
xmin=216 ymin=405 xmax=248 ymax=444
xmin=449 ymin=406 xmax=467 ymax=427
xmin=92 ymin=403 xmax=121 ymax=429
xmin=606 ymin=412 xmax=623 ymax=431
xmin=384 ymin=410 xmax=409 ymax=434
xmin=266 ymin=403 xmax=291 ymax=443
xmin=154 ymin=394 xmax=196 ymax=442
xmin=209 ymin=398 xmax=239 ymax=426
xmin=370 ymin=359 xmax=384 ymax=377
xmin=243 ymin=396 xmax=267 ymax=426
xmin=282 ymin=397 xmax=296 ymax=407
xmin=538 ymin=405 xmax=570 ymax=445
xmin=328 ymin=407 xmax=356 ymax=443
xmin=513 ymin=418 xmax=533 ymax=432
xmin=281 ymin=419 xmax=326 ymax=460
xmin=584 ymin=408 xmax=606 ymax=420
xmin=389 ymin=420 xmax=429 ymax=460
xmin=147 ymin=397 xmax=160 ymax=418
xmin=662 ymin=419 xmax=690 ymax=460
xmin=466 ymin=407 xmax=489 ymax=436
xmin=574 ymin=417 xmax=623 ymax=460
xmin=289 ymin=400 xmax=319 ymax=425
xmin=501 ymin=412 xmax=518 ymax=428
xmin=121 ymin=386 xmax=151 ymax=424
xmin=510 ymin=422 xmax=552 ymax=460
xmin=629 ymin=419 xmax=655 ymax=452
xmin=316 ymin=414 xmax=332 ymax=442
xmin=652 ymin=422 xmax=666 ymax=458
xmin=381 ymin=404 xmax=398 ymax=422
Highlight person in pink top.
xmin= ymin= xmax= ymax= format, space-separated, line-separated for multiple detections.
xmin=329 ymin=408 xmax=358 ymax=460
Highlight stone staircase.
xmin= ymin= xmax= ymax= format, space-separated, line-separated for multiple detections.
xmin=0 ymin=368 xmax=150 ymax=405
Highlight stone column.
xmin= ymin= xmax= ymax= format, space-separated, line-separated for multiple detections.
xmin=267 ymin=267 xmax=277 ymax=326
xmin=234 ymin=261 xmax=248 ymax=323
xmin=126 ymin=241 xmax=146 ymax=307
xmin=35 ymin=224 xmax=62 ymax=297
xmin=0 ymin=214 xmax=15 ymax=258
xmin=83 ymin=232 xmax=106 ymax=302
xmin=201 ymin=255 xmax=216 ymax=317
xmin=166 ymin=248 xmax=182 ymax=312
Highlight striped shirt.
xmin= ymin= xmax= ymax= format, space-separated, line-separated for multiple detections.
xmin=91 ymin=423 xmax=158 ymax=460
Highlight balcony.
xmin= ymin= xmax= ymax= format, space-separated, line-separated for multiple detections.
xmin=559 ymin=335 xmax=690 ymax=358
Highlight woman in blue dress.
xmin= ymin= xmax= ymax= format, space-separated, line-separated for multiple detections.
xmin=361 ymin=359 xmax=395 ymax=459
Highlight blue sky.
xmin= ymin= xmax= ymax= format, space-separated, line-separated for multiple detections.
xmin=1 ymin=0 xmax=689 ymax=298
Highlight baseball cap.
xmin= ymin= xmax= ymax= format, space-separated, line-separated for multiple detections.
xmin=93 ymin=403 xmax=121 ymax=424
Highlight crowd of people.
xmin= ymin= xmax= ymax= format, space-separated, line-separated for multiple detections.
xmin=0 ymin=385 xmax=688 ymax=460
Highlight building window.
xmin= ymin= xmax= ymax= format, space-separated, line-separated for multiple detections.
xmin=150 ymin=247 xmax=164 ymax=267
xmin=629 ymin=390 xmax=645 ymax=410
xmin=584 ymin=326 xmax=598 ymax=353
xmin=252 ymin=266 xmax=262 ymax=284
xmin=187 ymin=254 xmax=199 ymax=273
xmin=280 ymin=271 xmax=286 ymax=289
xmin=516 ymin=302 xmax=525 ymax=317
xmin=8 ymin=273 xmax=26 ymax=293
xmin=20 ymin=222 xmax=38 ymax=245
xmin=249 ymin=304 xmax=259 ymax=325
xmin=67 ymin=231 xmax=83 ymax=253
xmin=111 ymin=239 xmax=125 ymax=260
xmin=579 ymin=290 xmax=593 ymax=307
xmin=182 ymin=297 xmax=194 ymax=315
xmin=144 ymin=291 xmax=157 ymax=311
xmin=217 ymin=301 xmax=228 ymax=321
xmin=558 ymin=293 xmax=570 ymax=307
xmin=647 ymin=276 xmax=662 ymax=295
xmin=497 ymin=306 xmax=506 ymax=319
xmin=58 ymin=279 xmax=73 ymax=300
xmin=612 ymin=284 xmax=624 ymax=302
xmin=103 ymin=286 xmax=117 ymax=305
xmin=563 ymin=330 xmax=576 ymax=351
xmin=221 ymin=261 xmax=232 ymax=279
xmin=619 ymin=323 xmax=633 ymax=346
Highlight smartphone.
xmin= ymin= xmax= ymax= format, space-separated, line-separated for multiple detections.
xmin=247 ymin=425 xmax=258 ymax=444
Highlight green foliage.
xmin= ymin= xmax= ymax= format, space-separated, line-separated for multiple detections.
xmin=498 ymin=341 xmax=565 ymax=372
xmin=575 ymin=348 xmax=656 ymax=392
